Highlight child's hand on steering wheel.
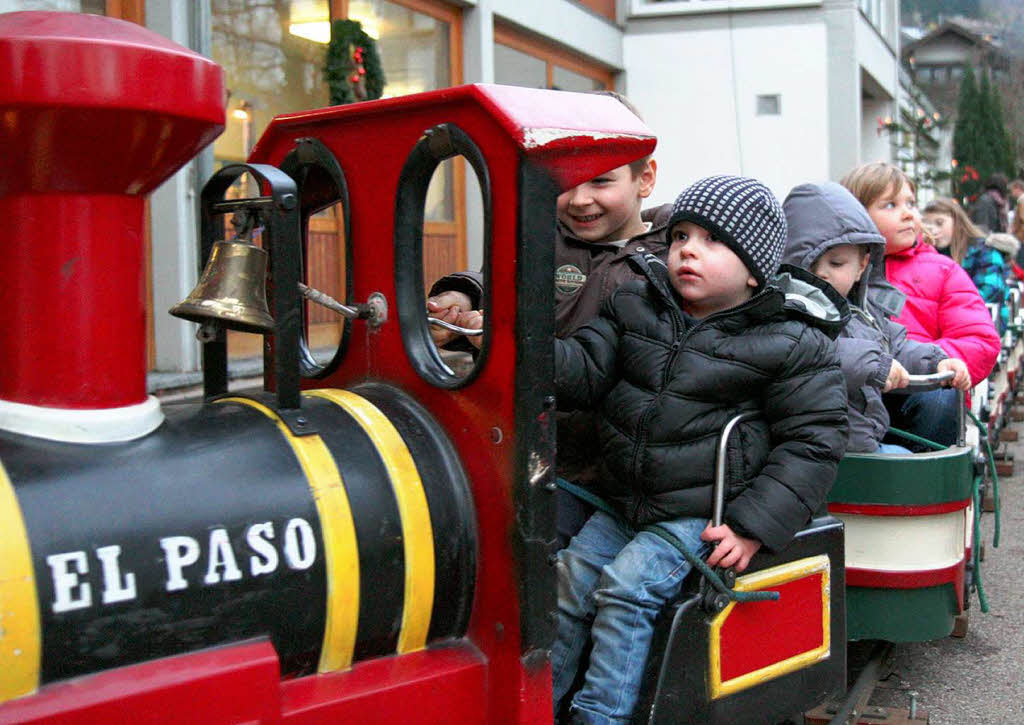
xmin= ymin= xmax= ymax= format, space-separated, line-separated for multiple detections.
xmin=427 ymin=291 xmax=472 ymax=347
xmin=458 ymin=310 xmax=484 ymax=349
xmin=937 ymin=358 xmax=971 ymax=391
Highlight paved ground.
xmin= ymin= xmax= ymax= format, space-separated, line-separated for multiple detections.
xmin=866 ymin=432 xmax=1024 ymax=724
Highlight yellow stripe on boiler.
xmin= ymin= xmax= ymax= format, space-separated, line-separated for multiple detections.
xmin=0 ymin=459 xmax=40 ymax=702
xmin=215 ymin=397 xmax=359 ymax=672
xmin=307 ymin=389 xmax=435 ymax=654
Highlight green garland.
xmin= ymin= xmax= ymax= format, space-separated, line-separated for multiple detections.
xmin=324 ymin=20 xmax=385 ymax=105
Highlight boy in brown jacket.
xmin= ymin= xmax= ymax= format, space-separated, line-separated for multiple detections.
xmin=429 ymin=154 xmax=668 ymax=545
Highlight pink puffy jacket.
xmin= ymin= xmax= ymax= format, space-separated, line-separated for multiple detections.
xmin=886 ymin=240 xmax=1000 ymax=386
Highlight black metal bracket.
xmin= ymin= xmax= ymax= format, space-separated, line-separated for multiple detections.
xmin=209 ymin=392 xmax=319 ymax=437
xmin=198 ymin=163 xmax=308 ymax=429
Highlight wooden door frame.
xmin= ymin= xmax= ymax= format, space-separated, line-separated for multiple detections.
xmin=106 ymin=0 xmax=145 ymax=24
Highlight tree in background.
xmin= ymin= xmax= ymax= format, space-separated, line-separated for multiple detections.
xmin=953 ymin=65 xmax=1014 ymax=201
xmin=953 ymin=65 xmax=982 ymax=199
xmin=982 ymin=0 xmax=1024 ymax=175
xmin=984 ymin=74 xmax=1015 ymax=175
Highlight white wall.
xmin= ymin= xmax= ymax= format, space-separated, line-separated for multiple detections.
xmin=623 ymin=17 xmax=829 ymax=206
xmin=860 ymin=97 xmax=891 ymax=163
xmin=147 ymin=0 xmax=203 ymax=373
xmin=855 ymin=14 xmax=898 ymax=99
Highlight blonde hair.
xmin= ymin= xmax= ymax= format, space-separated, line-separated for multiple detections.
xmin=923 ymin=197 xmax=982 ymax=264
xmin=839 ymin=162 xmax=917 ymax=209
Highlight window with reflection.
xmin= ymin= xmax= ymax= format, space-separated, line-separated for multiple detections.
xmin=495 ymin=41 xmax=608 ymax=91
xmin=348 ymin=1 xmax=469 ymax=307
xmin=348 ymin=0 xmax=451 ymax=98
xmin=495 ymin=44 xmax=547 ymax=88
xmin=210 ymin=0 xmax=464 ymax=362
xmin=493 ymin=25 xmax=612 ymax=93
xmin=212 ymin=0 xmax=335 ymax=360
xmin=212 ymin=0 xmax=330 ymax=166
xmin=553 ymin=65 xmax=605 ymax=92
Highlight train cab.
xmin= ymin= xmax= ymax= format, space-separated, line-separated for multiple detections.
xmin=0 ymin=11 xmax=658 ymax=722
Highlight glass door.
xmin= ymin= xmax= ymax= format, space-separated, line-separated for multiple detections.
xmin=349 ymin=0 xmax=467 ymax=291
xmin=210 ymin=0 xmax=464 ymax=362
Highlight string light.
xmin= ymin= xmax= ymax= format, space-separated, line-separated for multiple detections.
xmin=231 ymin=101 xmax=251 ymax=121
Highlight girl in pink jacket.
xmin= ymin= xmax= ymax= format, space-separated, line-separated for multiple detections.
xmin=841 ymin=162 xmax=1000 ymax=447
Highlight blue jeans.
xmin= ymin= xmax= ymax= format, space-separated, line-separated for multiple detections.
xmin=551 ymin=511 xmax=710 ymax=725
xmin=875 ymin=442 xmax=912 ymax=454
xmin=884 ymin=388 xmax=959 ymax=450
xmin=558 ymin=483 xmax=595 ymax=549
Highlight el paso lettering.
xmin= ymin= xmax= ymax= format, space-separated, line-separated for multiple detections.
xmin=45 ymin=517 xmax=317 ymax=614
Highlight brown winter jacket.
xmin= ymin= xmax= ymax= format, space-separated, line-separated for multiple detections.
xmin=429 ymin=204 xmax=672 ymax=484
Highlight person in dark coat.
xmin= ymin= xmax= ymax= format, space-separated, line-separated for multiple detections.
xmin=544 ymin=175 xmax=850 ymax=724
xmin=969 ymin=172 xmax=1009 ymax=234
xmin=781 ymin=182 xmax=968 ymax=454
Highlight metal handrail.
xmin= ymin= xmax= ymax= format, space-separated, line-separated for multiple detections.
xmin=889 ymin=372 xmax=966 ymax=448
xmin=902 ymin=370 xmax=954 ymax=392
xmin=427 ymin=317 xmax=484 ymax=336
xmin=713 ymin=411 xmax=761 ymax=527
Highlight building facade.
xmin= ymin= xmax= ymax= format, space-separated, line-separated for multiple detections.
xmin=902 ymin=19 xmax=1010 ymax=120
xmin=622 ymin=0 xmax=901 ymax=206
xmin=3 ymin=0 xmax=918 ymax=383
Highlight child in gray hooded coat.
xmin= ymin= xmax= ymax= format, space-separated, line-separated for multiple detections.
xmin=781 ymin=182 xmax=969 ymax=453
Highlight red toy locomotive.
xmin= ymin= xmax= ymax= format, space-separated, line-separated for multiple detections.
xmin=0 ymin=12 xmax=844 ymax=724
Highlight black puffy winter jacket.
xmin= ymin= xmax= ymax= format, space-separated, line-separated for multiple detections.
xmin=555 ymin=255 xmax=850 ymax=552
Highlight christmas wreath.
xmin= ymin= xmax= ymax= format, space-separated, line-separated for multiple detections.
xmin=324 ymin=19 xmax=385 ymax=105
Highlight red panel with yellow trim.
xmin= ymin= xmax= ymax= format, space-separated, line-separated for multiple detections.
xmin=635 ymin=517 xmax=846 ymax=724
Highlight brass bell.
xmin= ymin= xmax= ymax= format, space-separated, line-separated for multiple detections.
xmin=170 ymin=240 xmax=274 ymax=334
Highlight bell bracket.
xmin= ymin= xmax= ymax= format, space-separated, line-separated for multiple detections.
xmin=196 ymin=163 xmax=306 ymax=418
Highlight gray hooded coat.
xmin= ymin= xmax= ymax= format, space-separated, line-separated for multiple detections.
xmin=781 ymin=182 xmax=947 ymax=453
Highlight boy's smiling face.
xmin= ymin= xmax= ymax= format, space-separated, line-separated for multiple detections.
xmin=667 ymin=221 xmax=757 ymax=318
xmin=557 ymin=161 xmax=656 ymax=244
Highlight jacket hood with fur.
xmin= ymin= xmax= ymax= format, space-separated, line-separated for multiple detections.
xmin=781 ymin=181 xmax=905 ymax=317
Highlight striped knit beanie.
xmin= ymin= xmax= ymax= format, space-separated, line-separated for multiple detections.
xmin=666 ymin=175 xmax=787 ymax=287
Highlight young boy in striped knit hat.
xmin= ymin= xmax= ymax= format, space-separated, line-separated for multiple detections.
xmin=543 ymin=175 xmax=850 ymax=723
